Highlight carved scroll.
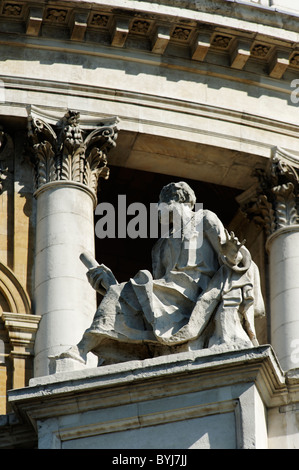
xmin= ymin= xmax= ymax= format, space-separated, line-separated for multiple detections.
xmin=237 ymin=147 xmax=299 ymax=236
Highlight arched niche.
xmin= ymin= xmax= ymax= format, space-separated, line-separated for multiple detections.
xmin=0 ymin=262 xmax=31 ymax=315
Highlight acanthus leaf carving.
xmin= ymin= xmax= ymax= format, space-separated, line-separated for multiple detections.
xmin=27 ymin=109 xmax=118 ymax=199
xmin=84 ymin=147 xmax=109 ymax=194
xmin=238 ymin=148 xmax=299 ymax=237
xmin=272 ymin=182 xmax=299 ymax=229
xmin=244 ymin=194 xmax=276 ymax=238
xmin=33 ymin=140 xmax=56 ymax=188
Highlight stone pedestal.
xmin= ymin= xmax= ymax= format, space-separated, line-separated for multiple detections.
xmin=8 ymin=346 xmax=288 ymax=449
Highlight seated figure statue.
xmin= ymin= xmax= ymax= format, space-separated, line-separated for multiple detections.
xmin=61 ymin=181 xmax=265 ymax=367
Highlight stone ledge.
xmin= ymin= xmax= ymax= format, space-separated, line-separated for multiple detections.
xmin=7 ymin=345 xmax=289 ymax=449
xmin=9 ymin=345 xmax=286 ymax=410
xmin=28 ymin=344 xmax=281 ymax=385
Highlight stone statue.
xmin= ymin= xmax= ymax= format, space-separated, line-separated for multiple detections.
xmin=60 ymin=181 xmax=265 ymax=368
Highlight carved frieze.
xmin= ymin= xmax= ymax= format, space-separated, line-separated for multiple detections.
xmin=251 ymin=43 xmax=272 ymax=58
xmin=211 ymin=34 xmax=233 ymax=50
xmin=131 ymin=20 xmax=151 ymax=35
xmin=0 ymin=1 xmax=295 ymax=78
xmin=290 ymin=53 xmax=299 ymax=68
xmin=27 ymin=110 xmax=118 ymax=198
xmin=237 ymin=148 xmax=299 ymax=236
xmin=1 ymin=2 xmax=23 ymax=17
xmin=44 ymin=8 xmax=68 ymax=24
xmin=89 ymin=13 xmax=110 ymax=28
xmin=171 ymin=27 xmax=192 ymax=42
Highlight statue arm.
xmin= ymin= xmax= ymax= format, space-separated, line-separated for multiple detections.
xmin=203 ymin=211 xmax=247 ymax=269
xmin=87 ymin=264 xmax=118 ymax=294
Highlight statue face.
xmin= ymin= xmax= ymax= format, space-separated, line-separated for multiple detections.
xmin=158 ymin=200 xmax=192 ymax=226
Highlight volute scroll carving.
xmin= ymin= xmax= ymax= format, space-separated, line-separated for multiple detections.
xmin=27 ymin=110 xmax=118 ymax=197
xmin=237 ymin=147 xmax=299 ymax=236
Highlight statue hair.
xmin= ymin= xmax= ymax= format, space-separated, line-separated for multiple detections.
xmin=159 ymin=182 xmax=196 ymax=209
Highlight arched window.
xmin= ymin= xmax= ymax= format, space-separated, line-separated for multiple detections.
xmin=0 ymin=263 xmax=39 ymax=413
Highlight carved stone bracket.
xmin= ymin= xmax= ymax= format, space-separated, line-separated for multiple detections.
xmin=237 ymin=147 xmax=299 ymax=237
xmin=1 ymin=312 xmax=41 ymax=357
xmin=27 ymin=110 xmax=118 ymax=200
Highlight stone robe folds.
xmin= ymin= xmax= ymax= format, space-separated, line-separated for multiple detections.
xmin=85 ymin=209 xmax=265 ymax=357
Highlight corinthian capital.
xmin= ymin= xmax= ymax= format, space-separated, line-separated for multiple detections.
xmin=237 ymin=147 xmax=299 ymax=237
xmin=27 ymin=109 xmax=118 ymax=198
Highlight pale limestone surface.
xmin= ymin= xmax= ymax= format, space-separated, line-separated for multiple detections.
xmin=33 ymin=183 xmax=98 ymax=377
xmin=267 ymin=227 xmax=299 ymax=372
xmin=9 ymin=346 xmax=283 ymax=449
xmin=0 ymin=0 xmax=299 ymax=449
xmin=270 ymin=0 xmax=299 ymax=12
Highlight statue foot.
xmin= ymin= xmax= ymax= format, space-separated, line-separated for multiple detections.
xmin=58 ymin=345 xmax=86 ymax=364
xmin=48 ymin=346 xmax=87 ymax=374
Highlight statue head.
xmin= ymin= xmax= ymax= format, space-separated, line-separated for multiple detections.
xmin=159 ymin=181 xmax=196 ymax=210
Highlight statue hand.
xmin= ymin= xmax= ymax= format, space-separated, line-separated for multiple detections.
xmin=87 ymin=264 xmax=117 ymax=293
xmin=218 ymin=229 xmax=246 ymax=266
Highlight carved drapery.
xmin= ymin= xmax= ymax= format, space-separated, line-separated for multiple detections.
xmin=27 ymin=110 xmax=118 ymax=199
xmin=237 ymin=148 xmax=299 ymax=238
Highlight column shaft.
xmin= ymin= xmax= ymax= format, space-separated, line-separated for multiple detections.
xmin=267 ymin=227 xmax=299 ymax=371
xmin=27 ymin=109 xmax=118 ymax=377
xmin=34 ymin=182 xmax=97 ymax=376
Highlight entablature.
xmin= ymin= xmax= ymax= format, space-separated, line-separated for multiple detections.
xmin=0 ymin=0 xmax=298 ymax=79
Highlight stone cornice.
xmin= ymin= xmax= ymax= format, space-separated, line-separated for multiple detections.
xmin=8 ymin=346 xmax=291 ymax=436
xmin=0 ymin=0 xmax=299 ymax=80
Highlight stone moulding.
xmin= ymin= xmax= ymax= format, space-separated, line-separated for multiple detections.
xmin=0 ymin=262 xmax=31 ymax=315
xmin=7 ymin=345 xmax=292 ymax=449
xmin=0 ymin=0 xmax=298 ymax=79
xmin=1 ymin=312 xmax=41 ymax=358
xmin=33 ymin=179 xmax=98 ymax=207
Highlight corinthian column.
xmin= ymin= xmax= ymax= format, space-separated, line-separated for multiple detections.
xmin=27 ymin=110 xmax=118 ymax=377
xmin=237 ymin=148 xmax=299 ymax=371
